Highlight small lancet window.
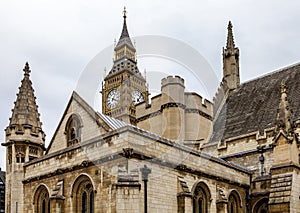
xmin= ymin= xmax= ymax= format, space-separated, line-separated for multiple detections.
xmin=65 ymin=114 xmax=82 ymax=147
xmin=16 ymin=152 xmax=25 ymax=163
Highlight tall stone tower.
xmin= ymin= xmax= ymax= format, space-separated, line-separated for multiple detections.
xmin=2 ymin=63 xmax=45 ymax=213
xmin=102 ymin=7 xmax=148 ymax=125
xmin=222 ymin=21 xmax=240 ymax=90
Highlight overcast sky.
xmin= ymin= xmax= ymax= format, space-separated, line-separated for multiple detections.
xmin=1 ymin=0 xmax=300 ymax=170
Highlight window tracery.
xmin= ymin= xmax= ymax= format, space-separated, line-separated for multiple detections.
xmin=33 ymin=185 xmax=50 ymax=213
xmin=72 ymin=175 xmax=95 ymax=213
xmin=65 ymin=114 xmax=82 ymax=147
xmin=193 ymin=182 xmax=211 ymax=213
xmin=253 ymin=198 xmax=269 ymax=213
xmin=227 ymin=191 xmax=241 ymax=213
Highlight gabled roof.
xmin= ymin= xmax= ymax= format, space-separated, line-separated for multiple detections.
xmin=210 ymin=62 xmax=300 ymax=142
xmin=45 ymin=91 xmax=113 ymax=154
xmin=28 ymin=91 xmax=250 ymax=175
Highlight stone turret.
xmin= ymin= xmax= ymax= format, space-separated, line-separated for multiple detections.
xmin=222 ymin=21 xmax=240 ymax=91
xmin=269 ymin=80 xmax=300 ymax=212
xmin=272 ymin=80 xmax=298 ymax=165
xmin=2 ymin=62 xmax=45 ymax=213
xmin=136 ymin=75 xmax=213 ymax=145
xmin=213 ymin=21 xmax=240 ymax=116
xmin=161 ymin=76 xmax=185 ymax=141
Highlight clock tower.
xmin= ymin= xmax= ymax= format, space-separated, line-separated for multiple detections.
xmin=102 ymin=8 xmax=149 ymax=125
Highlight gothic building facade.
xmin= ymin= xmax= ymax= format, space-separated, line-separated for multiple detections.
xmin=2 ymin=9 xmax=300 ymax=213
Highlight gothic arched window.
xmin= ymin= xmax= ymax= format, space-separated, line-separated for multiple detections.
xmin=65 ymin=114 xmax=82 ymax=147
xmin=193 ymin=182 xmax=211 ymax=213
xmin=227 ymin=191 xmax=242 ymax=213
xmin=33 ymin=185 xmax=50 ymax=213
xmin=253 ymin=198 xmax=269 ymax=213
xmin=72 ymin=175 xmax=95 ymax=213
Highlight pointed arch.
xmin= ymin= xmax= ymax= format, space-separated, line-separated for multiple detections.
xmin=71 ymin=174 xmax=95 ymax=213
xmin=65 ymin=113 xmax=83 ymax=147
xmin=192 ymin=181 xmax=211 ymax=213
xmin=33 ymin=184 xmax=50 ymax=213
xmin=227 ymin=190 xmax=242 ymax=213
xmin=253 ymin=197 xmax=269 ymax=213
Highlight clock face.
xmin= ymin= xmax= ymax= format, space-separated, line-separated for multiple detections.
xmin=106 ymin=89 xmax=120 ymax=109
xmin=132 ymin=90 xmax=144 ymax=105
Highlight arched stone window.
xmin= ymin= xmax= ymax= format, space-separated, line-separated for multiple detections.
xmin=16 ymin=152 xmax=25 ymax=163
xmin=65 ymin=114 xmax=82 ymax=147
xmin=71 ymin=175 xmax=95 ymax=213
xmin=15 ymin=145 xmax=25 ymax=163
xmin=253 ymin=198 xmax=269 ymax=213
xmin=33 ymin=185 xmax=50 ymax=213
xmin=227 ymin=190 xmax=242 ymax=213
xmin=193 ymin=182 xmax=211 ymax=213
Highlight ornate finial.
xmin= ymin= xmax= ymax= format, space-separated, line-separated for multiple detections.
xmin=123 ymin=6 xmax=127 ymax=19
xmin=276 ymin=79 xmax=293 ymax=134
xmin=23 ymin=62 xmax=31 ymax=76
xmin=281 ymin=79 xmax=287 ymax=94
xmin=226 ymin=21 xmax=235 ymax=49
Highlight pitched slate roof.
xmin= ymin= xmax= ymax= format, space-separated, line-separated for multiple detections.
xmin=98 ymin=113 xmax=129 ymax=130
xmin=210 ymin=62 xmax=300 ymax=142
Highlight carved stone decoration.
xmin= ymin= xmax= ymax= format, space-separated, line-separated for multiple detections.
xmin=51 ymin=180 xmax=65 ymax=200
xmin=122 ymin=148 xmax=133 ymax=158
xmin=216 ymin=185 xmax=227 ymax=203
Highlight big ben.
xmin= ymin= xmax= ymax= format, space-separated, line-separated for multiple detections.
xmin=102 ymin=8 xmax=149 ymax=125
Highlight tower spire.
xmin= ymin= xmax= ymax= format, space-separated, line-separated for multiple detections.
xmin=119 ymin=6 xmax=130 ymax=41
xmin=6 ymin=62 xmax=45 ymax=140
xmin=111 ymin=7 xmax=136 ymax=64
xmin=2 ymin=62 xmax=46 ymax=213
xmin=226 ymin=21 xmax=235 ymax=49
xmin=222 ymin=21 xmax=240 ymax=91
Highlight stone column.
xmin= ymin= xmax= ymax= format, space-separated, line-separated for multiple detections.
xmin=177 ymin=193 xmax=192 ymax=213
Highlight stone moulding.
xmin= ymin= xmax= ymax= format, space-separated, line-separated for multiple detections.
xmin=22 ymin=148 xmax=251 ymax=189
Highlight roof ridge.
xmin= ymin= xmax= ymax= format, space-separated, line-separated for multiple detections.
xmin=241 ymin=61 xmax=300 ymax=85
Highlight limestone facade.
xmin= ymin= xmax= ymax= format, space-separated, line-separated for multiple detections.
xmin=2 ymin=9 xmax=300 ymax=213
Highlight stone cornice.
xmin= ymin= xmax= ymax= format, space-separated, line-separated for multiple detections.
xmin=23 ymin=149 xmax=250 ymax=189
xmin=1 ymin=140 xmax=46 ymax=151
